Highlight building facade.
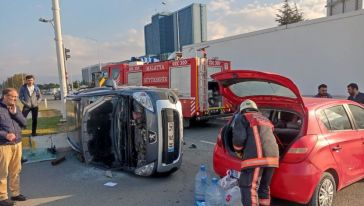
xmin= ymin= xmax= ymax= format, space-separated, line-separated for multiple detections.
xmin=327 ymin=0 xmax=363 ymax=16
xmin=183 ymin=10 xmax=364 ymax=96
xmin=144 ymin=3 xmax=207 ymax=59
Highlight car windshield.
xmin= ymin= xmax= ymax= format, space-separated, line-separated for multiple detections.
xmin=229 ymin=80 xmax=296 ymax=99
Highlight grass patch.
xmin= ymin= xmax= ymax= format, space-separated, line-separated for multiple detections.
xmin=22 ymin=109 xmax=66 ymax=136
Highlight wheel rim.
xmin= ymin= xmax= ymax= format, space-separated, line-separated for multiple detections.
xmin=318 ymin=178 xmax=334 ymax=206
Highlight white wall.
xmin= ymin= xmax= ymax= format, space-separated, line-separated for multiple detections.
xmin=183 ymin=10 xmax=364 ymax=96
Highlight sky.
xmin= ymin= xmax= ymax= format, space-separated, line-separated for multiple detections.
xmin=0 ymin=0 xmax=327 ymax=84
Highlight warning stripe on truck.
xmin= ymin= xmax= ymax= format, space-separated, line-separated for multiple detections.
xmin=191 ymin=99 xmax=196 ymax=115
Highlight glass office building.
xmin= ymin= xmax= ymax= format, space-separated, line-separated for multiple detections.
xmin=144 ymin=3 xmax=207 ymax=59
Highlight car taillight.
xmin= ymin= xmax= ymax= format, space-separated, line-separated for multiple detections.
xmin=282 ymin=135 xmax=318 ymax=163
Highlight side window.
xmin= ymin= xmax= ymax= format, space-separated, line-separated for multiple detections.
xmin=319 ymin=110 xmax=331 ymax=130
xmin=348 ymin=105 xmax=364 ymax=129
xmin=112 ymin=68 xmax=120 ymax=80
xmin=324 ymin=106 xmax=352 ymax=131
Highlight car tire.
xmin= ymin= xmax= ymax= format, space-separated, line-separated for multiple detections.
xmin=308 ymin=172 xmax=336 ymax=206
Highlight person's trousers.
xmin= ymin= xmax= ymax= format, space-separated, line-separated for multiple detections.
xmin=0 ymin=143 xmax=22 ymax=200
xmin=22 ymin=106 xmax=38 ymax=136
xmin=239 ymin=167 xmax=275 ymax=206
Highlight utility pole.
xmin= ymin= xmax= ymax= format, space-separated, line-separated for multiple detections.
xmin=52 ymin=0 xmax=67 ymax=120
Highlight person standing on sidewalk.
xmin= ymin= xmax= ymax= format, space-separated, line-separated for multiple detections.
xmin=19 ymin=75 xmax=42 ymax=137
xmin=0 ymin=88 xmax=27 ymax=206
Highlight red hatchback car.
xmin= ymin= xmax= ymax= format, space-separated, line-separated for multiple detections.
xmin=212 ymin=70 xmax=364 ymax=206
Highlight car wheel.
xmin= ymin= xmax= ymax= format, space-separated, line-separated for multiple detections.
xmin=309 ymin=172 xmax=336 ymax=206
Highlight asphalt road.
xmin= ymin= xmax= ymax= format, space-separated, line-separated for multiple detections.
xmin=15 ymin=119 xmax=364 ymax=206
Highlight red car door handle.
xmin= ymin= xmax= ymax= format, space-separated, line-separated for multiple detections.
xmin=332 ymin=146 xmax=342 ymax=151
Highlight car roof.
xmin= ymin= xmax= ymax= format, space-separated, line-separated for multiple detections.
xmin=302 ymin=97 xmax=359 ymax=110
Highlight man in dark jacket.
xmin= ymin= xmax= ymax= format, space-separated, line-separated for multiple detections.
xmin=314 ymin=84 xmax=333 ymax=98
xmin=232 ymin=99 xmax=279 ymax=206
xmin=19 ymin=75 xmax=42 ymax=136
xmin=0 ymin=88 xmax=27 ymax=206
xmin=347 ymin=83 xmax=364 ymax=104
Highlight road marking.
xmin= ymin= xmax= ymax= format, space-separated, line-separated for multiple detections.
xmin=200 ymin=140 xmax=216 ymax=145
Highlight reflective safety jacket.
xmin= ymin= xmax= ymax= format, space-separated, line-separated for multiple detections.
xmin=232 ymin=111 xmax=279 ymax=170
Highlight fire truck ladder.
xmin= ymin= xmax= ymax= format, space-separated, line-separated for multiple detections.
xmin=198 ymin=58 xmax=208 ymax=114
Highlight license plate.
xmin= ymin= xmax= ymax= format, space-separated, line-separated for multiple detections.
xmin=167 ymin=122 xmax=174 ymax=153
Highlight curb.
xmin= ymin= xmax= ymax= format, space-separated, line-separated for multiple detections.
xmin=22 ymin=132 xmax=71 ymax=152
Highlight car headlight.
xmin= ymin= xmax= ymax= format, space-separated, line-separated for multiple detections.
xmin=134 ymin=162 xmax=155 ymax=176
xmin=133 ymin=92 xmax=154 ymax=112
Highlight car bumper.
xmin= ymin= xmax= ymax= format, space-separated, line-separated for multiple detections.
xmin=213 ymin=144 xmax=321 ymax=204
xmin=271 ymin=161 xmax=321 ymax=204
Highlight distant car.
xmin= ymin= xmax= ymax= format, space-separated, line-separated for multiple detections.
xmin=54 ymin=91 xmax=61 ymax=100
xmin=66 ymin=84 xmax=183 ymax=176
xmin=212 ymin=70 xmax=364 ymax=206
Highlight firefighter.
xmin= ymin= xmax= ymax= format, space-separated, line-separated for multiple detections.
xmin=232 ymin=99 xmax=279 ymax=206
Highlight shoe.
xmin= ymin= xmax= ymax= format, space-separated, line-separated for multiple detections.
xmin=21 ymin=158 xmax=28 ymax=164
xmin=0 ymin=199 xmax=14 ymax=206
xmin=11 ymin=194 xmax=27 ymax=201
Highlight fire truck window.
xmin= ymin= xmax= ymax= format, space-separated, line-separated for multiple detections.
xmin=112 ymin=68 xmax=120 ymax=80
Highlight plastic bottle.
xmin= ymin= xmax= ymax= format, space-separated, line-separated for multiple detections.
xmin=195 ymin=165 xmax=209 ymax=205
xmin=224 ymin=186 xmax=242 ymax=206
xmin=205 ymin=178 xmax=224 ymax=206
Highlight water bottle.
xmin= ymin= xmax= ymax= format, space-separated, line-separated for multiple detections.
xmin=195 ymin=165 xmax=209 ymax=205
xmin=224 ymin=186 xmax=242 ymax=206
xmin=205 ymin=178 xmax=224 ymax=206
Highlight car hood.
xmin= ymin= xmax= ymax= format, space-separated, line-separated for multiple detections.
xmin=211 ymin=70 xmax=305 ymax=114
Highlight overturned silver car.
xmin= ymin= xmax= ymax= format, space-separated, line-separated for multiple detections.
xmin=66 ymin=85 xmax=183 ymax=176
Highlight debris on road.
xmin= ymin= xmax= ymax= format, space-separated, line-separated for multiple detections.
xmin=189 ymin=144 xmax=197 ymax=149
xmin=51 ymin=156 xmax=66 ymax=166
xmin=105 ymin=170 xmax=113 ymax=178
xmin=104 ymin=182 xmax=117 ymax=187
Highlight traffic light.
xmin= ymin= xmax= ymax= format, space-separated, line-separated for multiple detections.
xmin=64 ymin=48 xmax=71 ymax=60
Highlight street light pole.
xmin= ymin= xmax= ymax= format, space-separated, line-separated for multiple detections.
xmin=39 ymin=0 xmax=67 ymax=120
xmin=52 ymin=0 xmax=67 ymax=121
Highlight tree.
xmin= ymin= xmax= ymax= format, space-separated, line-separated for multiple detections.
xmin=72 ymin=80 xmax=80 ymax=89
xmin=2 ymin=73 xmax=26 ymax=91
xmin=276 ymin=0 xmax=304 ymax=26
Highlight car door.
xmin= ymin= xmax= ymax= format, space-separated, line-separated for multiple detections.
xmin=319 ymin=105 xmax=364 ymax=184
xmin=347 ymin=104 xmax=364 ymax=175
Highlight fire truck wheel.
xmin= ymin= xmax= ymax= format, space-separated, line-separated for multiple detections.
xmin=183 ymin=118 xmax=191 ymax=128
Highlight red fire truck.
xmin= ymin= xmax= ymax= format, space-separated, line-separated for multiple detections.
xmin=101 ymin=57 xmax=233 ymax=127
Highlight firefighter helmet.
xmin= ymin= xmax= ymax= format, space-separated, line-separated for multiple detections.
xmin=239 ymin=99 xmax=258 ymax=112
